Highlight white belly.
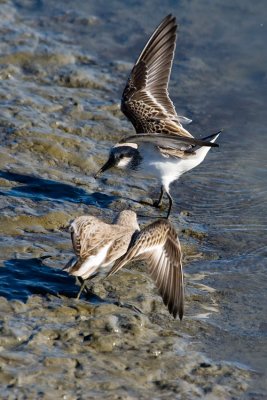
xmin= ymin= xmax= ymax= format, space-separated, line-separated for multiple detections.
xmin=139 ymin=143 xmax=212 ymax=189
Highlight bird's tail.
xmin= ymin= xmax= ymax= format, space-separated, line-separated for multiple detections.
xmin=202 ymin=130 xmax=222 ymax=143
xmin=192 ymin=130 xmax=221 ymax=161
xmin=63 ymin=256 xmax=82 ymax=274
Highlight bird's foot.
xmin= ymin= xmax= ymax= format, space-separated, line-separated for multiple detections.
xmin=76 ymin=287 xmax=94 ymax=300
xmin=114 ymin=300 xmax=143 ymax=314
xmin=76 ymin=278 xmax=93 ymax=300
xmin=153 ymin=199 xmax=162 ymax=208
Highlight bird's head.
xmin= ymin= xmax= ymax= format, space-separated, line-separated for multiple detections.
xmin=114 ymin=210 xmax=140 ymax=230
xmin=94 ymin=142 xmax=141 ymax=178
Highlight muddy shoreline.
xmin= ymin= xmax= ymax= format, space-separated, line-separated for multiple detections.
xmin=0 ymin=0 xmax=266 ymax=398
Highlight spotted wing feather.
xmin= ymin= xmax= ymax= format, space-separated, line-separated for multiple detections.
xmin=121 ymin=14 xmax=192 ymax=138
xmin=107 ymin=219 xmax=184 ymax=319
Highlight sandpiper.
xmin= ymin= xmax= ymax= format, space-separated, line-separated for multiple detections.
xmin=64 ymin=210 xmax=140 ymax=298
xmin=94 ymin=14 xmax=221 ymax=218
xmin=64 ymin=210 xmax=184 ymax=319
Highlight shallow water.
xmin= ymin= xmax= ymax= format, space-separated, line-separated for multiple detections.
xmin=0 ymin=0 xmax=266 ymax=398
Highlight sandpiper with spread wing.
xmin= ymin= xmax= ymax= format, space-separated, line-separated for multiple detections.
xmin=64 ymin=210 xmax=184 ymax=319
xmin=94 ymin=14 xmax=221 ymax=218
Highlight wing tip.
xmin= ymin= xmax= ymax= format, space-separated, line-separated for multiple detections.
xmin=172 ymin=305 xmax=184 ymax=320
xmin=164 ymin=296 xmax=184 ymax=320
xmin=164 ymin=13 xmax=176 ymax=24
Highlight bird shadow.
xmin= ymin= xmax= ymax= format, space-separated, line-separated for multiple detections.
xmin=0 ymin=257 xmax=104 ymax=304
xmin=0 ymin=257 xmax=144 ymax=315
xmin=0 ymin=170 xmax=115 ymax=207
xmin=0 ymin=170 xmax=164 ymax=219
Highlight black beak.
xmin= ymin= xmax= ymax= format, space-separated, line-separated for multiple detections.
xmin=94 ymin=156 xmax=116 ymax=179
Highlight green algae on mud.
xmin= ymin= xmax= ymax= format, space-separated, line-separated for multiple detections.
xmin=0 ymin=211 xmax=71 ymax=235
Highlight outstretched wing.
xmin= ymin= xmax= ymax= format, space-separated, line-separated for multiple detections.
xmin=121 ymin=14 xmax=193 ymax=138
xmin=107 ymin=219 xmax=184 ymax=320
xmin=120 ymin=133 xmax=219 ymax=159
xmin=120 ymin=133 xmax=218 ymax=149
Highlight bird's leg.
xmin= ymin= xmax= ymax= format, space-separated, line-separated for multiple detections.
xmin=153 ymin=186 xmax=164 ymax=208
xmin=76 ymin=278 xmax=86 ymax=300
xmin=76 ymin=277 xmax=92 ymax=299
xmin=166 ymin=191 xmax=173 ymax=219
